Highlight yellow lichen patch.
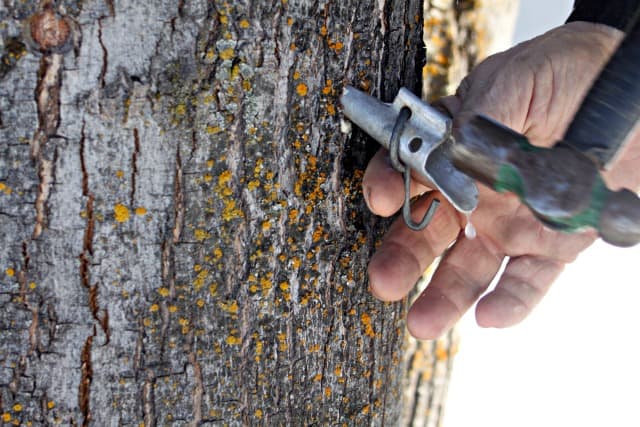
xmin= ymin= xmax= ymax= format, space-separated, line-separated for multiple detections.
xmin=150 ymin=304 xmax=159 ymax=312
xmin=247 ymin=179 xmax=260 ymax=190
xmin=277 ymin=332 xmax=288 ymax=351
xmin=313 ymin=373 xmax=323 ymax=382
xmin=143 ymin=318 xmax=152 ymax=327
xmin=12 ymin=404 xmax=22 ymax=412
xmin=213 ymin=248 xmax=223 ymax=259
xmin=168 ymin=305 xmax=178 ymax=313
xmin=218 ymin=170 xmax=232 ymax=186
xmin=2 ymin=413 xmax=10 ymax=422
xmin=206 ymin=125 xmax=222 ymax=134
xmin=220 ymin=300 xmax=239 ymax=314
xmin=360 ymin=313 xmax=375 ymax=338
xmin=261 ymin=220 xmax=271 ymax=232
xmin=135 ymin=207 xmax=147 ymax=216
xmin=219 ymin=47 xmax=235 ymax=60
xmin=312 ymin=225 xmax=324 ymax=243
xmin=209 ymin=283 xmax=218 ymax=296
xmin=322 ymin=79 xmax=333 ymax=95
xmin=114 ymin=204 xmax=130 ymax=223
xmin=226 ymin=334 xmax=241 ymax=345
xmin=47 ymin=401 xmax=55 ymax=410
xmin=320 ymin=25 xmax=328 ymax=36
xmin=260 ymin=277 xmax=272 ymax=293
xmin=5 ymin=267 xmax=15 ymax=277
xmin=291 ymin=256 xmax=301 ymax=270
xmin=296 ymin=83 xmax=308 ymax=97
xmin=435 ymin=341 xmax=449 ymax=361
xmin=192 ymin=269 xmax=209 ymax=291
xmin=334 ymin=365 xmax=342 ymax=377
xmin=29 ymin=282 xmax=36 ymax=290
xmin=207 ymin=159 xmax=215 ymax=168
xmin=331 ymin=41 xmax=344 ymax=51
xmin=0 ymin=183 xmax=12 ymax=196
xmin=293 ymin=71 xmax=301 ymax=80
xmin=239 ymin=19 xmax=250 ymax=29
xmin=324 ymin=387 xmax=332 ymax=398
xmin=174 ymin=104 xmax=187 ymax=115
xmin=194 ymin=229 xmax=211 ymax=242
xmin=158 ymin=287 xmax=170 ymax=297
xmin=115 ymin=170 xmax=125 ymax=178
xmin=361 ymin=404 xmax=370 ymax=415
xmin=255 ymin=409 xmax=263 ymax=419
xmin=288 ymin=209 xmax=299 ymax=223
xmin=222 ymin=199 xmax=244 ymax=221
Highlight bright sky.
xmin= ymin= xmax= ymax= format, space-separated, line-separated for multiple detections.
xmin=445 ymin=1 xmax=640 ymax=426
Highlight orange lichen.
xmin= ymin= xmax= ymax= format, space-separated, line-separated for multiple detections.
xmin=150 ymin=304 xmax=159 ymax=312
xmin=0 ymin=183 xmax=12 ymax=195
xmin=296 ymin=83 xmax=308 ymax=97
xmin=291 ymin=256 xmax=301 ymax=269
xmin=158 ymin=287 xmax=170 ymax=297
xmin=5 ymin=267 xmax=15 ymax=277
xmin=360 ymin=313 xmax=375 ymax=338
xmin=135 ymin=207 xmax=147 ymax=216
xmin=435 ymin=341 xmax=449 ymax=361
xmin=114 ymin=204 xmax=130 ymax=223
xmin=239 ymin=19 xmax=250 ymax=29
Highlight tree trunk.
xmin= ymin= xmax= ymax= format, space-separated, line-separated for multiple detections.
xmin=0 ymin=0 xmax=516 ymax=425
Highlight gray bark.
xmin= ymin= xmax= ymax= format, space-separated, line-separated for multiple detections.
xmin=0 ymin=0 xmax=515 ymax=425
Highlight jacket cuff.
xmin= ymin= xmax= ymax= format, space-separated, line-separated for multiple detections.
xmin=567 ymin=0 xmax=640 ymax=31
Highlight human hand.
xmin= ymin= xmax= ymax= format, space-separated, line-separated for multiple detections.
xmin=364 ymin=22 xmax=640 ymax=339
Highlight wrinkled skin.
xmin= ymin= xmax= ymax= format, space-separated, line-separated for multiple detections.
xmin=363 ymin=22 xmax=640 ymax=340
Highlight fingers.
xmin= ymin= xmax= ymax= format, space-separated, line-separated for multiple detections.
xmin=475 ymin=255 xmax=565 ymax=328
xmin=363 ymin=149 xmax=430 ymax=217
xmin=472 ymin=195 xmax=596 ymax=262
xmin=406 ymin=235 xmax=504 ymax=340
xmin=367 ymin=193 xmax=462 ymax=302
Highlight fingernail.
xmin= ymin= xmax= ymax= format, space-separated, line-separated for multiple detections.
xmin=363 ymin=186 xmax=373 ymax=210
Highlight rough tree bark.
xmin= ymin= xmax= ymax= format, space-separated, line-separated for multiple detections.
xmin=0 ymin=0 xmax=516 ymax=425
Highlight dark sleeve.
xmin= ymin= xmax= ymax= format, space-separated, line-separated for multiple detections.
xmin=567 ymin=0 xmax=640 ymax=31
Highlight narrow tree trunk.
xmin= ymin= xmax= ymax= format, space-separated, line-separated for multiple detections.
xmin=0 ymin=0 xmax=515 ymax=425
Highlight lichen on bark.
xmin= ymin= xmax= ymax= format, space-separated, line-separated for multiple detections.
xmin=0 ymin=0 xmax=515 ymax=425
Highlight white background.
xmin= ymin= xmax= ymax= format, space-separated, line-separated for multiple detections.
xmin=445 ymin=1 xmax=640 ymax=426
